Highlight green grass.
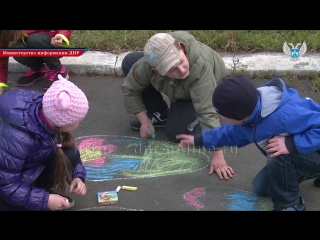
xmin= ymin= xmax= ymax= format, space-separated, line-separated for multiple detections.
xmin=70 ymin=30 xmax=320 ymax=91
xmin=70 ymin=30 xmax=320 ymax=53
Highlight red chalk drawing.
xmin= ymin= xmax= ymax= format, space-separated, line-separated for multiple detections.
xmin=78 ymin=138 xmax=117 ymax=167
xmin=183 ymin=187 xmax=205 ymax=210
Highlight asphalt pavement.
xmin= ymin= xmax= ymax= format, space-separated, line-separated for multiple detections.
xmin=6 ymin=71 xmax=320 ymax=211
xmin=5 ymin=51 xmax=320 ymax=211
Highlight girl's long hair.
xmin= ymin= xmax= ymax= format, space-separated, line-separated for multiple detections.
xmin=0 ymin=30 xmax=25 ymax=43
xmin=53 ymin=128 xmax=76 ymax=195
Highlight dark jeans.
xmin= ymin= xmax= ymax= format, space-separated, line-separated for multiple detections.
xmin=122 ymin=51 xmax=200 ymax=141
xmin=0 ymin=148 xmax=81 ymax=211
xmin=252 ymin=151 xmax=320 ymax=209
xmin=11 ymin=32 xmax=62 ymax=71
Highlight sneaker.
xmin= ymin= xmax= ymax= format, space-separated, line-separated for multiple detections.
xmin=313 ymin=178 xmax=320 ymax=187
xmin=17 ymin=66 xmax=48 ymax=87
xmin=42 ymin=66 xmax=69 ymax=91
xmin=273 ymin=196 xmax=306 ymax=211
xmin=130 ymin=109 xmax=169 ymax=129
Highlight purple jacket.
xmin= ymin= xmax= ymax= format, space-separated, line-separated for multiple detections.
xmin=0 ymin=89 xmax=86 ymax=211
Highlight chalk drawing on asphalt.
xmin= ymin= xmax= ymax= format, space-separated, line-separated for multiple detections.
xmin=76 ymin=186 xmax=273 ymax=211
xmin=76 ymin=135 xmax=210 ymax=181
xmin=183 ymin=187 xmax=205 ymax=209
xmin=183 ymin=186 xmax=273 ymax=211
xmin=76 ymin=206 xmax=144 ymax=211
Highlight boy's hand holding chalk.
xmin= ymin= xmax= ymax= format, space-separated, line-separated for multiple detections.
xmin=148 ymin=127 xmax=155 ymax=139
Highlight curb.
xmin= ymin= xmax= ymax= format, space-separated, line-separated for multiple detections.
xmin=8 ymin=51 xmax=320 ymax=77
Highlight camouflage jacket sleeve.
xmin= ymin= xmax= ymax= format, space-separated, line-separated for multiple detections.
xmin=121 ymin=59 xmax=153 ymax=114
xmin=189 ymin=62 xmax=222 ymax=130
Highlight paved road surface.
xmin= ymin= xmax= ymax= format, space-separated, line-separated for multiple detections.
xmin=6 ymin=73 xmax=320 ymax=211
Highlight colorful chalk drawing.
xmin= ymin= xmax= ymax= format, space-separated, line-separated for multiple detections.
xmin=183 ymin=186 xmax=273 ymax=211
xmin=77 ymin=186 xmax=273 ymax=211
xmin=75 ymin=135 xmax=273 ymax=211
xmin=76 ymin=135 xmax=210 ymax=181
xmin=76 ymin=206 xmax=144 ymax=211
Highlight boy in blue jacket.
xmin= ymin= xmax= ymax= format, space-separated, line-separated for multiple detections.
xmin=177 ymin=75 xmax=320 ymax=211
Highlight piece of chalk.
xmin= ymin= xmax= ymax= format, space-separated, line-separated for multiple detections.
xmin=65 ymin=199 xmax=69 ymax=202
xmin=55 ymin=34 xmax=70 ymax=46
xmin=116 ymin=186 xmax=121 ymax=192
xmin=121 ymin=186 xmax=137 ymax=191
xmin=148 ymin=127 xmax=155 ymax=139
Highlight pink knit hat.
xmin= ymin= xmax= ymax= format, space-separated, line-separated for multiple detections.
xmin=42 ymin=75 xmax=89 ymax=128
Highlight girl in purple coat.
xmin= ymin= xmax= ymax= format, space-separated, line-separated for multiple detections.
xmin=0 ymin=75 xmax=89 ymax=211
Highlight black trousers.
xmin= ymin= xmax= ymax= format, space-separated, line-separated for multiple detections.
xmin=11 ymin=32 xmax=62 ymax=71
xmin=0 ymin=148 xmax=81 ymax=211
xmin=122 ymin=52 xmax=200 ymax=141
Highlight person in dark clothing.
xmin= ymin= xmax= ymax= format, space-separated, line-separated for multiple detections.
xmin=11 ymin=30 xmax=71 ymax=91
xmin=0 ymin=75 xmax=89 ymax=211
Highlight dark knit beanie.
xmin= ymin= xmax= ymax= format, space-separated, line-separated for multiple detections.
xmin=212 ymin=75 xmax=258 ymax=120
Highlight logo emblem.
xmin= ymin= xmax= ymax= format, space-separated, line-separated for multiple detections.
xmin=283 ymin=41 xmax=307 ymax=61
xmin=148 ymin=52 xmax=159 ymax=64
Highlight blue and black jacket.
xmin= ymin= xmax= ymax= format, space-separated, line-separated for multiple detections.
xmin=195 ymin=78 xmax=320 ymax=156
